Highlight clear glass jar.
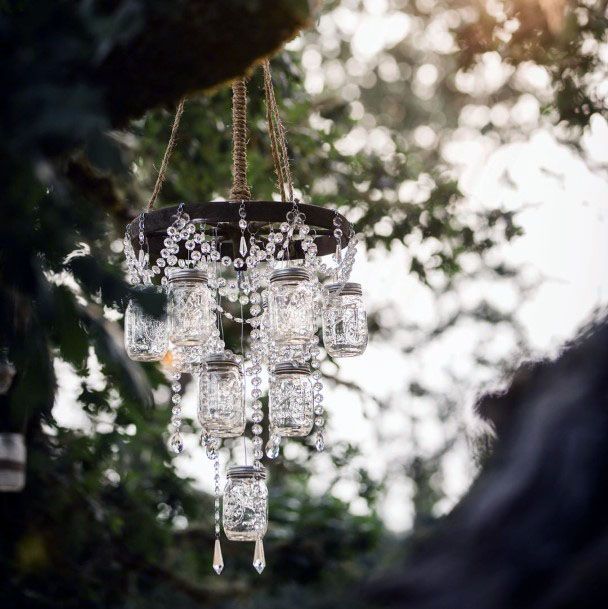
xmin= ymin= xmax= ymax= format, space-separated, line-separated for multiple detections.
xmin=167 ymin=269 xmax=213 ymax=346
xmin=198 ymin=356 xmax=245 ymax=438
xmin=223 ymin=466 xmax=268 ymax=541
xmin=322 ymin=282 xmax=368 ymax=357
xmin=124 ymin=290 xmax=169 ymax=361
xmin=268 ymin=268 xmax=315 ymax=346
xmin=0 ymin=433 xmax=26 ymax=492
xmin=269 ymin=363 xmax=314 ymax=437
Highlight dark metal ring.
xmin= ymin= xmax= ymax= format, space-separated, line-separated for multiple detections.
xmin=128 ymin=200 xmax=351 ymax=262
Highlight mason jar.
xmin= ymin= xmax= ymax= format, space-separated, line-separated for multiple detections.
xmin=124 ymin=290 xmax=169 ymax=362
xmin=322 ymin=282 xmax=368 ymax=357
xmin=268 ymin=268 xmax=315 ymax=346
xmin=223 ymin=466 xmax=268 ymax=541
xmin=167 ymin=269 xmax=213 ymax=346
xmin=198 ymin=356 xmax=245 ymax=438
xmin=0 ymin=433 xmax=26 ymax=492
xmin=269 ymin=363 xmax=314 ymax=437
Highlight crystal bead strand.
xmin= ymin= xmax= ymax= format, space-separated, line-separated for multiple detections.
xmin=124 ymin=224 xmax=139 ymax=285
xmin=137 ymin=212 xmax=153 ymax=285
xmin=333 ymin=211 xmax=343 ymax=268
xmin=310 ymin=339 xmax=325 ymax=452
xmin=212 ymin=456 xmax=224 ymax=574
xmin=168 ymin=371 xmax=184 ymax=454
xmin=201 ymin=353 xmax=221 ymax=460
xmin=248 ymin=298 xmax=266 ymax=469
xmin=237 ymin=202 xmax=248 ymax=265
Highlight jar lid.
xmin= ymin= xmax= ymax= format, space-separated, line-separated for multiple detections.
xmin=167 ymin=268 xmax=208 ymax=283
xmin=326 ymin=282 xmax=362 ymax=296
xmin=270 ymin=267 xmax=311 ymax=283
xmin=205 ymin=354 xmax=240 ymax=370
xmin=273 ymin=362 xmax=310 ymax=376
xmin=227 ymin=465 xmax=267 ymax=480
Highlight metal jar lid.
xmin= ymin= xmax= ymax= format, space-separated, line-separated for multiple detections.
xmin=227 ymin=465 xmax=267 ymax=480
xmin=273 ymin=362 xmax=310 ymax=376
xmin=167 ymin=268 xmax=208 ymax=284
xmin=269 ymin=267 xmax=310 ymax=284
xmin=326 ymin=282 xmax=362 ymax=296
xmin=205 ymin=354 xmax=240 ymax=371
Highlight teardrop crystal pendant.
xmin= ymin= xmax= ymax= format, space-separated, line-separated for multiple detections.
xmin=239 ymin=235 xmax=248 ymax=257
xmin=315 ymin=432 xmax=325 ymax=452
xmin=265 ymin=437 xmax=280 ymax=460
xmin=213 ymin=539 xmax=224 ymax=575
xmin=168 ymin=432 xmax=184 ymax=454
xmin=253 ymin=538 xmax=266 ymax=574
xmin=335 ymin=242 xmax=342 ymax=264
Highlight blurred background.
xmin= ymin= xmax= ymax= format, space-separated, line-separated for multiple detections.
xmin=1 ymin=0 xmax=607 ymax=607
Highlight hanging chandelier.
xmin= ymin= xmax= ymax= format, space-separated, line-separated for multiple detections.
xmin=122 ymin=60 xmax=368 ymax=574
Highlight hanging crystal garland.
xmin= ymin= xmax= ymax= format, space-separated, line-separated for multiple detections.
xmin=122 ymin=60 xmax=368 ymax=573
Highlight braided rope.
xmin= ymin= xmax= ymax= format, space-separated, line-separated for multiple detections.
xmin=229 ymin=78 xmax=252 ymax=200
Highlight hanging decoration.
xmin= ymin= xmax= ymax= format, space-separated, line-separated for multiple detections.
xmin=122 ymin=59 xmax=368 ymax=573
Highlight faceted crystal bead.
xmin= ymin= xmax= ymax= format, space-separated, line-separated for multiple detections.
xmin=253 ymin=539 xmax=266 ymax=574
xmin=168 ymin=432 xmax=184 ymax=454
xmin=265 ymin=439 xmax=280 ymax=460
xmin=315 ymin=432 xmax=325 ymax=452
xmin=213 ymin=539 xmax=224 ymax=575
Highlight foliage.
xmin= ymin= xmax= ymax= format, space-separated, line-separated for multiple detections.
xmin=1 ymin=0 xmax=605 ymax=607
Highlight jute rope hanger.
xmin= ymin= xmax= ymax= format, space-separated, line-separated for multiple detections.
xmin=146 ymin=97 xmax=186 ymax=211
xmin=262 ymin=59 xmax=295 ymax=204
xmin=229 ymin=77 xmax=252 ymax=201
xmin=144 ymin=59 xmax=294 ymax=211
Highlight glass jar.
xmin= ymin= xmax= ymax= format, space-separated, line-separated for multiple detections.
xmin=0 ymin=433 xmax=26 ymax=492
xmin=269 ymin=363 xmax=314 ymax=437
xmin=268 ymin=268 xmax=315 ymax=346
xmin=124 ymin=290 xmax=169 ymax=361
xmin=322 ymin=282 xmax=368 ymax=357
xmin=198 ymin=356 xmax=245 ymax=438
xmin=223 ymin=466 xmax=268 ymax=541
xmin=167 ymin=269 xmax=213 ymax=346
